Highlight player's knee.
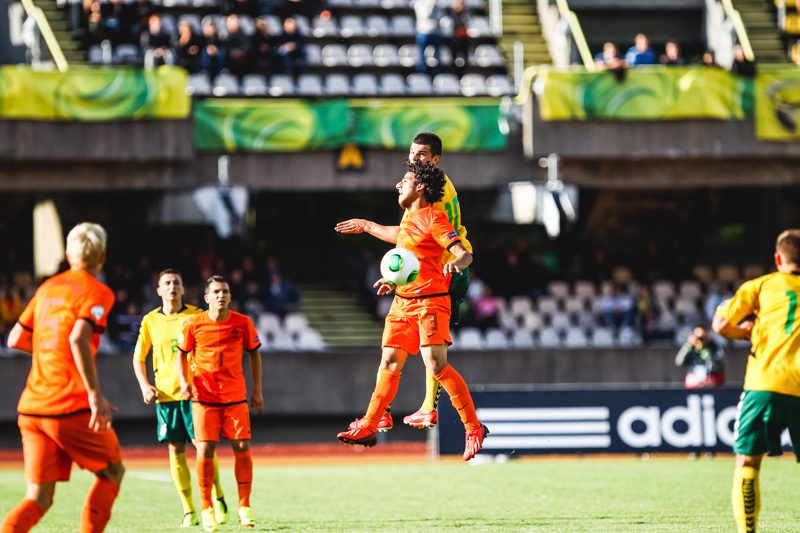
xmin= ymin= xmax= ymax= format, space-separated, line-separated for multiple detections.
xmin=26 ymin=483 xmax=55 ymax=511
xmin=169 ymin=441 xmax=186 ymax=454
xmin=231 ymin=439 xmax=250 ymax=452
xmin=97 ymin=461 xmax=125 ymax=485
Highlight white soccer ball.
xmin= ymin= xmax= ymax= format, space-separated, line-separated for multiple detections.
xmin=380 ymin=248 xmax=420 ymax=286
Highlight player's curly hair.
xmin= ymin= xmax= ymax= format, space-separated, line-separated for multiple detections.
xmin=406 ymin=160 xmax=446 ymax=203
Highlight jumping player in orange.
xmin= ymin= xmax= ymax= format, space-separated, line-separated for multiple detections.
xmin=1 ymin=222 xmax=124 ymax=533
xmin=177 ymin=275 xmax=263 ymax=532
xmin=337 ymin=161 xmax=489 ymax=461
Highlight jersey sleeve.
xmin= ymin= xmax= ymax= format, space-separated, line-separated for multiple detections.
xmin=718 ymin=281 xmax=758 ymax=325
xmin=244 ymin=317 xmax=262 ymax=351
xmin=177 ymin=319 xmax=196 ymax=353
xmin=132 ymin=315 xmax=152 ymax=361
xmin=77 ymin=284 xmax=114 ymax=333
xmin=428 ymin=209 xmax=461 ymax=251
xmin=17 ymin=290 xmax=39 ymax=331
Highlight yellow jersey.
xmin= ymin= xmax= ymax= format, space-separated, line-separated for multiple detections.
xmin=718 ymin=271 xmax=800 ymax=396
xmin=402 ymin=174 xmax=473 ymax=263
xmin=133 ymin=304 xmax=202 ymax=403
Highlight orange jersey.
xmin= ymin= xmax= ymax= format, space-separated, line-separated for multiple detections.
xmin=16 ymin=269 xmax=115 ymax=416
xmin=396 ymin=205 xmax=461 ymax=298
xmin=178 ymin=310 xmax=260 ymax=405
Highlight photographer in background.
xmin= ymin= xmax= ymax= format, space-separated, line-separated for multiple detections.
xmin=675 ymin=326 xmax=725 ymax=388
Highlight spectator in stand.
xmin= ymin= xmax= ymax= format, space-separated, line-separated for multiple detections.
xmin=704 ymin=281 xmax=735 ymax=323
xmin=251 ymin=17 xmax=277 ymax=75
xmin=222 ymin=14 xmax=251 ymax=77
xmin=594 ymin=42 xmax=625 ymax=71
xmin=176 ymin=20 xmax=203 ymax=73
xmin=84 ymin=0 xmax=105 ymax=46
xmin=675 ymin=326 xmax=725 ymax=388
xmin=599 ymin=284 xmax=635 ymax=329
xmin=635 ymin=285 xmax=653 ymax=343
xmin=226 ymin=0 xmax=257 ymax=17
xmin=413 ymin=0 xmax=443 ymax=76
xmin=141 ymin=14 xmax=172 ymax=67
xmin=660 ymin=40 xmax=685 ymax=66
xmin=469 ymin=286 xmax=500 ymax=331
xmin=200 ymin=19 xmax=226 ymax=78
xmin=0 ymin=278 xmax=24 ymax=349
xmin=258 ymin=0 xmax=286 ymax=17
xmin=624 ymin=33 xmax=656 ymax=67
xmin=448 ymin=0 xmax=471 ymax=75
xmin=702 ymin=49 xmax=720 ymax=67
xmin=101 ymin=0 xmax=140 ymax=45
xmin=276 ymin=17 xmax=306 ymax=77
xmin=264 ymin=271 xmax=301 ymax=317
xmin=730 ymin=43 xmax=756 ymax=77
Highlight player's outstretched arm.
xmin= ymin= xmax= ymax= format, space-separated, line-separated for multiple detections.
xmin=442 ymin=242 xmax=473 ymax=276
xmin=335 ymin=218 xmax=400 ymax=244
xmin=712 ymin=312 xmax=753 ymax=340
xmin=70 ymin=319 xmax=115 ymax=432
xmin=6 ymin=322 xmax=32 ymax=354
xmin=249 ymin=348 xmax=264 ymax=413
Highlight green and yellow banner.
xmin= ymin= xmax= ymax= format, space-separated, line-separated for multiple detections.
xmin=193 ymin=97 xmax=507 ymax=152
xmin=0 ymin=66 xmax=189 ymax=120
xmin=755 ymin=67 xmax=800 ymax=141
xmin=537 ymin=67 xmax=753 ymax=120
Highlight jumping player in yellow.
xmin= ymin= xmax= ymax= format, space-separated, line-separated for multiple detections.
xmin=337 ymin=161 xmax=488 ymax=461
xmin=335 ymin=132 xmax=473 ymax=431
xmin=713 ymin=229 xmax=800 ymax=533
xmin=132 ymin=269 xmax=227 ymax=528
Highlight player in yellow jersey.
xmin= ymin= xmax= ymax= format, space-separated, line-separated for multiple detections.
xmin=713 ymin=229 xmax=800 ymax=533
xmin=132 ymin=269 xmax=227 ymax=528
xmin=336 ymin=132 xmax=473 ymax=431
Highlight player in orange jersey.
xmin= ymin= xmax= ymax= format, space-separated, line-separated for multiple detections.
xmin=336 ymin=161 xmax=489 ymax=461
xmin=1 ymin=222 xmax=124 ymax=533
xmin=177 ymin=275 xmax=263 ymax=532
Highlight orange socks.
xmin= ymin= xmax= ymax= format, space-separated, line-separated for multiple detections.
xmin=435 ymin=364 xmax=480 ymax=431
xmin=197 ymin=454 xmax=215 ymax=510
xmin=79 ymin=478 xmax=119 ymax=533
xmin=233 ymin=450 xmax=253 ymax=508
xmin=0 ymin=499 xmax=44 ymax=533
xmin=362 ymin=369 xmax=402 ymax=431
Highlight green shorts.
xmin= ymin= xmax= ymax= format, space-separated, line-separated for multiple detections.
xmin=733 ymin=390 xmax=800 ymax=460
xmin=155 ymin=400 xmax=195 ymax=443
xmin=449 ymin=267 xmax=470 ymax=327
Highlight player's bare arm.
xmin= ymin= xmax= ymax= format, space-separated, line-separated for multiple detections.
xmin=711 ymin=312 xmax=753 ymax=340
xmin=373 ymin=276 xmax=398 ymax=296
xmin=70 ymin=318 xmax=115 ymax=432
xmin=335 ymin=219 xmax=400 ymax=244
xmin=443 ymin=242 xmax=472 ymax=276
xmin=133 ymin=358 xmax=158 ymax=404
xmin=249 ymin=348 xmax=264 ymax=413
xmin=6 ymin=322 xmax=33 ymax=354
xmin=176 ymin=348 xmax=193 ymax=400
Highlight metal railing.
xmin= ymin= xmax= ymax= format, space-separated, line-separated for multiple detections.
xmin=554 ymin=0 xmax=594 ymax=70
xmin=19 ymin=0 xmax=68 ymax=71
xmin=720 ymin=0 xmax=755 ymax=61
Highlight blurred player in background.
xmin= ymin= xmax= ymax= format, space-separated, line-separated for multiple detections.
xmin=178 ymin=276 xmax=263 ymax=532
xmin=336 ymin=131 xmax=473 ymax=431
xmin=132 ymin=269 xmax=227 ymax=528
xmin=1 ymin=222 xmax=124 ymax=533
xmin=713 ymin=229 xmax=800 ymax=533
xmin=337 ymin=161 xmax=488 ymax=461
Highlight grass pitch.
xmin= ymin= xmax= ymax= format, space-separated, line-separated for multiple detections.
xmin=2 ymin=455 xmax=800 ymax=532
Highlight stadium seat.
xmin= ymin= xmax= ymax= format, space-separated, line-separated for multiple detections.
xmin=379 ymin=73 xmax=406 ymax=95
xmin=509 ymin=295 xmax=533 ymax=317
xmin=550 ymin=311 xmax=572 ymax=332
xmin=536 ymin=296 xmax=559 ymax=316
xmin=460 ymin=73 xmax=487 ymax=96
xmin=398 ymin=44 xmax=419 ymax=68
xmin=468 ymin=16 xmax=491 ymax=38
xmin=674 ymin=325 xmax=692 ymax=346
xmin=390 ymin=15 xmax=415 ymax=36
xmin=484 ymin=328 xmax=509 ymax=349
xmin=510 ymin=329 xmax=535 ymax=349
xmin=564 ymin=328 xmax=588 ymax=348
xmin=238 ymin=14 xmax=256 ymax=36
xmin=268 ymin=74 xmax=295 ymax=96
xmin=425 ymin=45 xmax=452 ymax=66
xmin=269 ymin=331 xmax=295 ymax=351
xmin=339 ymin=15 xmax=365 ymax=37
xmin=674 ymin=297 xmax=698 ymax=316
xmin=692 ymin=264 xmax=713 ymax=284
xmin=717 ymin=264 xmax=739 ymax=283
xmin=573 ymin=280 xmax=596 ymax=300
xmin=283 ymin=312 xmax=310 ymax=334
xmin=242 ymin=74 xmax=268 ymax=96
xmin=406 ymin=73 xmax=433 ymax=95
xmin=456 ymin=327 xmax=484 ymax=350
xmin=433 ymin=73 xmax=460 ymax=95
xmin=373 ymin=44 xmax=400 ymax=67
xmin=325 ymin=74 xmax=350 ymax=95
xmin=297 ymin=74 xmax=324 ymax=96
xmin=381 ymin=0 xmax=409 ymax=7
xmin=520 ymin=310 xmax=542 ymax=331
xmin=678 ymin=280 xmax=703 ymax=301
xmin=312 ymin=16 xmax=338 ymax=37
xmin=547 ymin=281 xmax=570 ymax=300
xmin=354 ymin=0 xmax=380 ymax=7
xmin=294 ymin=15 xmax=311 ymax=36
xmin=113 ymin=44 xmax=140 ymax=65
xmin=563 ymin=296 xmax=584 ymax=314
xmin=328 ymin=0 xmax=353 ymax=6
xmin=652 ymin=280 xmax=675 ymax=303
xmin=259 ymin=14 xmax=282 ymax=35
xmin=258 ymin=312 xmax=282 ymax=337
xmin=575 ymin=310 xmax=597 ymax=330
xmin=202 ymin=14 xmax=225 ymax=34
xmin=656 ymin=309 xmax=679 ymax=332
xmin=617 ymin=326 xmax=640 ymax=347
xmin=161 ymin=14 xmax=177 ymax=35
xmin=538 ymin=327 xmax=561 ymax=348
xmin=322 ymin=44 xmax=348 ymax=67
xmin=87 ymin=44 xmax=108 ymax=65
xmin=212 ymin=73 xmax=240 ymax=96
xmin=187 ymin=73 xmax=212 ymax=96
xmin=305 ymin=43 xmax=322 ymax=67
xmin=365 ymin=15 xmax=390 ymax=37
xmin=296 ymin=329 xmax=326 ymax=351
xmin=466 ymin=0 xmax=485 ymax=8
xmin=591 ymin=327 xmax=615 ymax=348
xmin=347 ymin=44 xmax=373 ymax=67
xmin=352 ymin=73 xmax=379 ymax=95
xmin=486 ymin=74 xmax=514 ymax=97
xmin=497 ymin=306 xmax=518 ymax=331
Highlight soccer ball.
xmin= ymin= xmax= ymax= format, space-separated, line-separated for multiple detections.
xmin=380 ymin=248 xmax=420 ymax=286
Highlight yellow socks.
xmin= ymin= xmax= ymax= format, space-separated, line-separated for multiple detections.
xmin=420 ymin=370 xmax=443 ymax=413
xmin=732 ymin=466 xmax=760 ymax=533
xmin=169 ymin=449 xmax=194 ymax=514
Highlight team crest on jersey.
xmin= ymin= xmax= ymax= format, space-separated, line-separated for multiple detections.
xmin=90 ymin=305 xmax=106 ymax=321
xmin=231 ymin=328 xmax=239 ymax=339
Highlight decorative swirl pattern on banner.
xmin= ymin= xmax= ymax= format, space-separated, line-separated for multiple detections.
xmin=755 ymin=66 xmax=800 ymax=141
xmin=0 ymin=66 xmax=189 ymax=120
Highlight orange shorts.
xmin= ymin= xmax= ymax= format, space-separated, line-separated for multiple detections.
xmin=192 ymin=402 xmax=251 ymax=442
xmin=18 ymin=412 xmax=122 ymax=484
xmin=381 ymin=294 xmax=452 ymax=355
